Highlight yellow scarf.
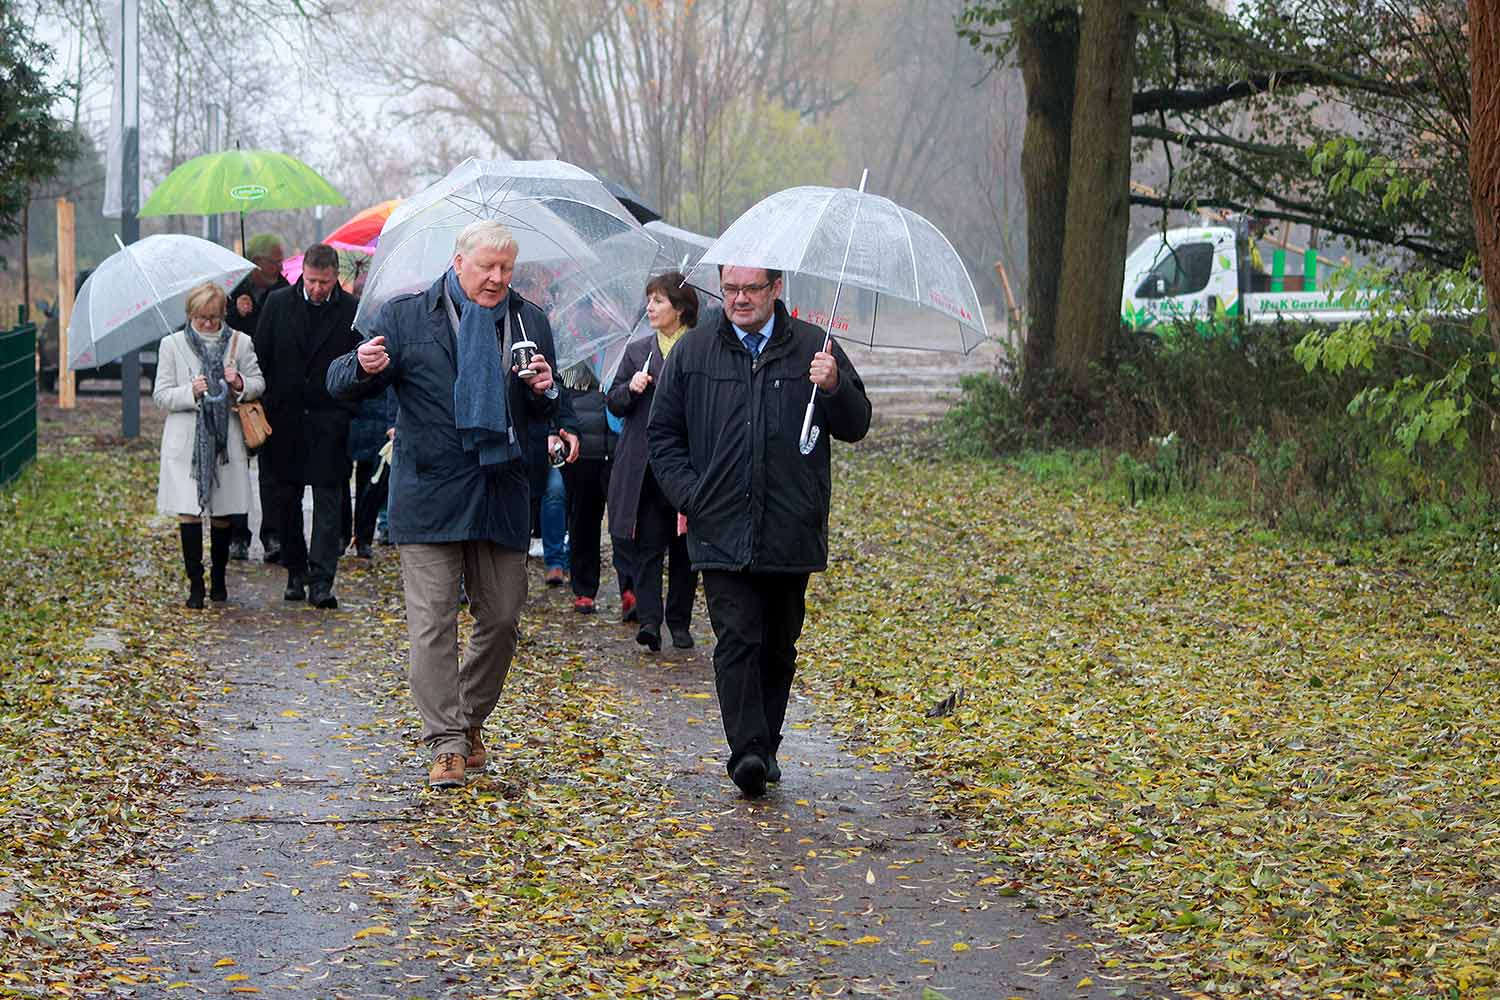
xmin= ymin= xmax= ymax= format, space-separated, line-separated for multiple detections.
xmin=656 ymin=324 xmax=687 ymax=358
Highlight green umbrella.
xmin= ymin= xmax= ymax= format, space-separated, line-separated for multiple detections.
xmin=138 ymin=148 xmax=347 ymax=249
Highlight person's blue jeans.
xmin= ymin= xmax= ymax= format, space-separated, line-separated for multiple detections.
xmin=542 ymin=465 xmax=569 ymax=570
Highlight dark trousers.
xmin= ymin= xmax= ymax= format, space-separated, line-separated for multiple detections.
xmin=340 ymin=481 xmax=353 ymax=550
xmin=228 ymin=455 xmax=274 ymax=548
xmin=279 ymin=482 xmax=343 ymax=590
xmin=563 ymin=458 xmax=609 ymax=598
xmin=612 ymin=536 xmax=636 ymax=595
xmin=701 ymin=570 xmax=810 ymax=773
xmin=635 ymin=471 xmax=696 ymax=630
xmin=353 ymin=458 xmax=389 ymax=546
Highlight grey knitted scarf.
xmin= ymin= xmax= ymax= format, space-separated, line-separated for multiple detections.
xmin=184 ymin=327 xmax=231 ymax=515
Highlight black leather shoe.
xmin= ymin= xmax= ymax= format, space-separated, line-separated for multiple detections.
xmin=263 ymin=542 xmax=282 ymax=565
xmin=308 ymin=587 xmax=338 ymax=610
xmin=635 ymin=623 xmax=661 ymax=652
xmin=284 ymin=574 xmax=306 ymax=602
xmin=228 ymin=540 xmax=249 ymax=561
xmin=355 ymin=542 xmax=373 ymax=559
xmin=767 ymin=754 xmax=781 ymax=784
xmin=731 ymin=754 xmax=767 ymax=798
xmin=670 ymin=629 xmax=694 ymax=650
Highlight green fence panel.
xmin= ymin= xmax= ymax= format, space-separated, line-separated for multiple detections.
xmin=0 ymin=316 xmax=39 ymax=489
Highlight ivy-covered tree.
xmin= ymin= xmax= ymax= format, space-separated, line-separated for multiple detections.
xmin=0 ymin=8 xmax=77 ymax=256
xmin=961 ymin=0 xmax=1471 ymax=398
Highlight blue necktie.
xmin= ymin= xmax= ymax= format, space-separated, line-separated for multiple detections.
xmin=743 ymin=331 xmax=764 ymax=358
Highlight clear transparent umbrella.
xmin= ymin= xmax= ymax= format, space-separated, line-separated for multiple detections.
xmin=643 ymin=219 xmax=720 ymax=297
xmin=67 ymin=234 xmax=254 ymax=370
xmin=355 ymin=158 xmax=660 ymax=371
xmin=686 ymin=174 xmax=990 ymax=449
xmin=687 ymin=179 xmax=988 ymax=354
xmin=586 ymin=220 xmax=722 ymax=387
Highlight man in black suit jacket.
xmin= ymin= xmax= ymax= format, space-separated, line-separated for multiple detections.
xmin=255 ymin=243 xmax=361 ymax=608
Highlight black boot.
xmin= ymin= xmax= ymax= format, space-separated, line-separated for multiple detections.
xmin=209 ymin=523 xmax=231 ymax=603
xmin=180 ymin=523 xmax=205 ymax=609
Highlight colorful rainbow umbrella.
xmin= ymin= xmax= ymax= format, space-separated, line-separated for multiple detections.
xmin=326 ymin=199 xmax=400 ymax=247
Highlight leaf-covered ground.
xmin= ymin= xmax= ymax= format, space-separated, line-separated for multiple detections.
xmin=8 ymin=395 xmax=1498 ymax=998
xmin=804 ymin=435 xmax=1500 ymax=997
xmin=0 ymin=407 xmax=207 ymax=994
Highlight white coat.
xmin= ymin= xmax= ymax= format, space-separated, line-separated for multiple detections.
xmin=154 ymin=328 xmax=266 ymax=516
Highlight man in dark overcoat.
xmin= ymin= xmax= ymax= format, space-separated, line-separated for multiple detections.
xmin=256 ymin=243 xmax=362 ymax=609
xmin=326 ymin=219 xmax=567 ymax=789
xmin=225 ymin=233 xmax=291 ymax=563
xmin=648 ymin=265 xmax=871 ymax=798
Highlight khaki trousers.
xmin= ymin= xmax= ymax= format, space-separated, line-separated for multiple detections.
xmin=399 ymin=541 xmax=527 ymax=757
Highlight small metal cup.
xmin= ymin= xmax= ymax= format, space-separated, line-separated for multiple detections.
xmin=549 ymin=439 xmax=568 ymax=468
xmin=510 ymin=339 xmax=538 ymax=378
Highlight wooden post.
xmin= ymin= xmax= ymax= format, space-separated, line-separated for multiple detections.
xmin=993 ymin=259 xmax=1022 ymax=330
xmin=56 ymin=198 xmax=77 ymax=408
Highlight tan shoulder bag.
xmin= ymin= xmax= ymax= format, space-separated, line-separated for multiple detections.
xmin=228 ymin=331 xmax=272 ymax=451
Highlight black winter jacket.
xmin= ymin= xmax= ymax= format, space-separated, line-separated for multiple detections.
xmin=225 ymin=272 xmax=290 ymax=336
xmin=565 ymin=387 xmax=615 ymax=462
xmin=647 ymin=301 xmax=870 ymax=573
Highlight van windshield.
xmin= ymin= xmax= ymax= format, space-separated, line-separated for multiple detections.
xmin=1137 ymin=242 xmax=1214 ymax=298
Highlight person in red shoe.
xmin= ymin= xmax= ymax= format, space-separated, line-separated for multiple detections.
xmin=554 ymin=363 xmax=617 ymax=615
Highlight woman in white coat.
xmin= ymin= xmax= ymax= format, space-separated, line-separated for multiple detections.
xmin=154 ymin=281 xmax=266 ymax=607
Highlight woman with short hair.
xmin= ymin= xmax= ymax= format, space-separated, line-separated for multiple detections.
xmin=606 ymin=271 xmax=701 ymax=651
xmin=153 ymin=281 xmax=266 ymax=607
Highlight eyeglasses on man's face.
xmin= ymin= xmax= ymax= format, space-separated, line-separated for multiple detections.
xmin=721 ymin=281 xmax=773 ymax=299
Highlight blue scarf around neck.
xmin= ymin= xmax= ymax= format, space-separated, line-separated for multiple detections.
xmin=446 ymin=268 xmax=520 ymax=466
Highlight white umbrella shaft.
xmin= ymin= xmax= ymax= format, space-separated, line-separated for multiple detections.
xmin=799 ymin=169 xmax=869 ymax=455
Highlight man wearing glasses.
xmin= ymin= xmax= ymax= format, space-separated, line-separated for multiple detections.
xmin=648 ymin=266 xmax=871 ymax=798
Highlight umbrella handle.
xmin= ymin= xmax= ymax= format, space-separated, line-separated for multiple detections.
xmin=798 ymin=391 xmax=820 ymax=455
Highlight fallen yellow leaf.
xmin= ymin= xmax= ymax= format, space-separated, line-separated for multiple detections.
xmin=353 ymin=925 xmax=395 ymax=939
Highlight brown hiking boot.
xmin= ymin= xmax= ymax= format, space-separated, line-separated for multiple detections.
xmin=465 ymin=727 xmax=487 ymax=772
xmin=428 ymin=752 xmax=466 ymax=789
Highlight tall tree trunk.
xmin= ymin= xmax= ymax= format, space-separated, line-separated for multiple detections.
xmin=1053 ymin=0 xmax=1137 ymax=393
xmin=1471 ymin=0 xmax=1500 ymax=346
xmin=1017 ymin=8 xmax=1078 ymax=403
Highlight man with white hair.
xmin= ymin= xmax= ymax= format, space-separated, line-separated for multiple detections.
xmin=327 ymin=219 xmax=567 ymax=789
